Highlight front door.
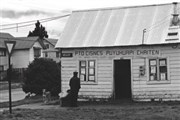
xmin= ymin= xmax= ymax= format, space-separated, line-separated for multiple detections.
xmin=114 ymin=59 xmax=131 ymax=99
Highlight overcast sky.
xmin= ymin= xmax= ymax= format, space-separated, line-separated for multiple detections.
xmin=0 ymin=0 xmax=177 ymax=39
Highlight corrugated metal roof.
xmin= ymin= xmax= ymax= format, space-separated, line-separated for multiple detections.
xmin=0 ymin=32 xmax=14 ymax=38
xmin=44 ymin=38 xmax=58 ymax=46
xmin=0 ymin=32 xmax=14 ymax=48
xmin=56 ymin=3 xmax=180 ymax=48
xmin=0 ymin=36 xmax=39 ymax=49
xmin=13 ymin=37 xmax=39 ymax=49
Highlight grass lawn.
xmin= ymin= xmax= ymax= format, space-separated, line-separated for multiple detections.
xmin=1 ymin=100 xmax=180 ymax=120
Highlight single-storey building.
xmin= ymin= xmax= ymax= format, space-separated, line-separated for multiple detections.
xmin=56 ymin=3 xmax=180 ymax=101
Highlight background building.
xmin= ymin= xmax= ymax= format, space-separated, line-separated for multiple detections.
xmin=43 ymin=38 xmax=60 ymax=63
xmin=0 ymin=33 xmax=59 ymax=81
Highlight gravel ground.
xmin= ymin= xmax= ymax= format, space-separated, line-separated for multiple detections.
xmin=1 ymin=101 xmax=180 ymax=120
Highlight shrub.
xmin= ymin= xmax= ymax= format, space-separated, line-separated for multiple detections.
xmin=22 ymin=58 xmax=61 ymax=96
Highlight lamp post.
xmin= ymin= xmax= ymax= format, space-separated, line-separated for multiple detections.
xmin=4 ymin=41 xmax=16 ymax=114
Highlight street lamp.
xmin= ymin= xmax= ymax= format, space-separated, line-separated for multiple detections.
xmin=4 ymin=41 xmax=16 ymax=114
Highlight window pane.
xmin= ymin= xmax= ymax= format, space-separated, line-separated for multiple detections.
xmin=150 ymin=60 xmax=156 ymax=66
xmin=159 ymin=59 xmax=166 ymax=66
xmin=80 ymin=61 xmax=86 ymax=81
xmin=150 ymin=66 xmax=156 ymax=74
xmin=80 ymin=61 xmax=86 ymax=67
xmin=0 ymin=66 xmax=4 ymax=72
xmin=56 ymin=52 xmax=59 ymax=58
xmin=46 ymin=44 xmax=49 ymax=49
xmin=150 ymin=74 xmax=157 ymax=80
xmin=159 ymin=66 xmax=167 ymax=73
xmin=0 ymin=51 xmax=3 ymax=56
xmin=80 ymin=74 xmax=86 ymax=81
xmin=89 ymin=61 xmax=95 ymax=67
xmin=0 ymin=50 xmax=6 ymax=56
xmin=45 ymin=52 xmax=48 ymax=57
xmin=80 ymin=68 xmax=86 ymax=74
xmin=89 ymin=76 xmax=95 ymax=81
xmin=34 ymin=48 xmax=41 ymax=58
xmin=160 ymin=73 xmax=167 ymax=80
xmin=89 ymin=68 xmax=94 ymax=75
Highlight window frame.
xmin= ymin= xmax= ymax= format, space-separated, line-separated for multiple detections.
xmin=0 ymin=65 xmax=4 ymax=72
xmin=34 ymin=47 xmax=41 ymax=58
xmin=45 ymin=44 xmax=49 ymax=49
xmin=0 ymin=49 xmax=6 ymax=56
xmin=45 ymin=52 xmax=48 ymax=57
xmin=56 ymin=52 xmax=60 ymax=58
xmin=79 ymin=59 xmax=97 ymax=83
xmin=147 ymin=57 xmax=170 ymax=84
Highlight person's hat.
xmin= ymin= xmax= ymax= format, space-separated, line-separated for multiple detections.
xmin=73 ymin=71 xmax=78 ymax=74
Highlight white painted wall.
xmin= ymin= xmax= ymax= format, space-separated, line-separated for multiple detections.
xmin=60 ymin=44 xmax=180 ymax=101
xmin=11 ymin=41 xmax=43 ymax=69
xmin=132 ymin=45 xmax=180 ymax=101
xmin=12 ymin=50 xmax=29 ymax=68
xmin=0 ymin=55 xmax=8 ymax=70
xmin=43 ymin=41 xmax=60 ymax=62
xmin=29 ymin=41 xmax=43 ymax=63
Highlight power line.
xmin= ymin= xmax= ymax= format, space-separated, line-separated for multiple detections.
xmin=146 ymin=15 xmax=171 ymax=32
xmin=145 ymin=6 xmax=180 ymax=32
xmin=0 ymin=14 xmax=70 ymax=31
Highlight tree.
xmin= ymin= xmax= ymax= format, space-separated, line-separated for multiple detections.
xmin=28 ymin=20 xmax=48 ymax=39
xmin=22 ymin=58 xmax=61 ymax=97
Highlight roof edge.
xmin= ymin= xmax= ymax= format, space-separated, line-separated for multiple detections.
xmin=73 ymin=2 xmax=174 ymax=13
xmin=57 ymin=42 xmax=180 ymax=49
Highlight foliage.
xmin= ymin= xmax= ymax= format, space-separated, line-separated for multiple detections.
xmin=22 ymin=58 xmax=61 ymax=96
xmin=28 ymin=20 xmax=48 ymax=39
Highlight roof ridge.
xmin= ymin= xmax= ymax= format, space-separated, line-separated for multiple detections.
xmin=13 ymin=37 xmax=39 ymax=41
xmin=74 ymin=2 xmax=175 ymax=12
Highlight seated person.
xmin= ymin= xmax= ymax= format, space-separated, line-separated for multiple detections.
xmin=59 ymin=89 xmax=71 ymax=107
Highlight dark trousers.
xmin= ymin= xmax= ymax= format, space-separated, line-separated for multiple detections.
xmin=70 ymin=91 xmax=78 ymax=107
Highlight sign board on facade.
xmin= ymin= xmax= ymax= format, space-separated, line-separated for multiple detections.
xmin=61 ymin=53 xmax=73 ymax=57
xmin=74 ymin=49 xmax=160 ymax=57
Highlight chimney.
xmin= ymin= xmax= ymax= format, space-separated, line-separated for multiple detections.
xmin=171 ymin=2 xmax=179 ymax=26
xmin=165 ymin=2 xmax=180 ymax=42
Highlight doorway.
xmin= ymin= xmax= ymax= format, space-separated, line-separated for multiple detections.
xmin=114 ymin=59 xmax=131 ymax=99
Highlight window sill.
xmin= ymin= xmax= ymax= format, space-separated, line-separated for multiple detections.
xmin=147 ymin=80 xmax=171 ymax=85
xmin=81 ymin=81 xmax=98 ymax=85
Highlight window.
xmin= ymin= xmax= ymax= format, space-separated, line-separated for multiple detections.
xmin=34 ymin=48 xmax=41 ymax=58
xmin=149 ymin=58 xmax=168 ymax=81
xmin=56 ymin=52 xmax=60 ymax=58
xmin=79 ymin=60 xmax=96 ymax=82
xmin=0 ymin=66 xmax=4 ymax=72
xmin=45 ymin=52 xmax=48 ymax=57
xmin=45 ymin=44 xmax=49 ymax=49
xmin=0 ymin=49 xmax=6 ymax=56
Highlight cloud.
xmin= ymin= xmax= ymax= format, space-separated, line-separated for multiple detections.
xmin=1 ymin=9 xmax=55 ymax=19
